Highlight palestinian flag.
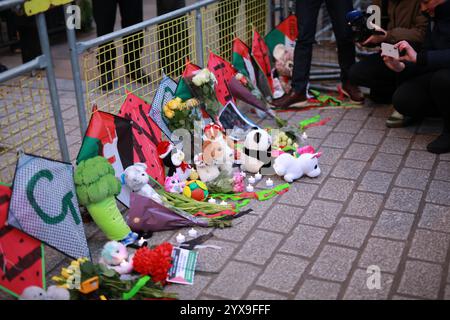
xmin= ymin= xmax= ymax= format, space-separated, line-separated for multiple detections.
xmin=265 ymin=14 xmax=298 ymax=57
xmin=119 ymin=91 xmax=165 ymax=186
xmin=252 ymin=28 xmax=274 ymax=96
xmin=232 ymin=37 xmax=257 ymax=87
xmin=77 ymin=107 xmax=134 ymax=206
xmin=207 ymin=51 xmax=236 ymax=106
xmin=175 ymin=60 xmax=201 ymax=101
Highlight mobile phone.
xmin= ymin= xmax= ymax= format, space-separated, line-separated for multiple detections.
xmin=381 ymin=42 xmax=400 ymax=59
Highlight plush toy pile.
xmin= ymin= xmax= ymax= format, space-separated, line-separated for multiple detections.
xmin=2 ymin=15 xmax=326 ymax=300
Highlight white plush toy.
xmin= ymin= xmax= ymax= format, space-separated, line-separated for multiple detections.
xmin=122 ymin=163 xmax=162 ymax=204
xmin=241 ymin=128 xmax=272 ymax=174
xmin=20 ymin=285 xmax=70 ymax=300
xmin=194 ymin=153 xmax=220 ymax=183
xmin=273 ymin=149 xmax=322 ymax=183
xmin=100 ymin=241 xmax=134 ymax=275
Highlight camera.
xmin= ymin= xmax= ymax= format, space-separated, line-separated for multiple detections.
xmin=346 ymin=10 xmax=385 ymax=43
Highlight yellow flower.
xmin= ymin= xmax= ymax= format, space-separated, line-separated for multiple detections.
xmin=52 ymin=276 xmax=65 ymax=283
xmin=185 ymin=98 xmax=200 ymax=109
xmin=165 ymin=110 xmax=175 ymax=119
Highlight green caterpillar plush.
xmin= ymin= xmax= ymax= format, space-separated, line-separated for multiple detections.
xmin=74 ymin=156 xmax=133 ymax=242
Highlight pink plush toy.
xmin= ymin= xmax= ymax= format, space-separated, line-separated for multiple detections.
xmin=164 ymin=173 xmax=185 ymax=193
xmin=233 ymin=170 xmax=245 ymax=193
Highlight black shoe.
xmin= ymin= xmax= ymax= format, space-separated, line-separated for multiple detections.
xmin=127 ymin=69 xmax=151 ymax=84
xmin=427 ymin=132 xmax=450 ymax=154
xmin=271 ymin=90 xmax=309 ymax=109
xmin=0 ymin=64 xmax=7 ymax=73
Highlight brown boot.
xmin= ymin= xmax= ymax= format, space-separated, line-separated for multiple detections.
xmin=341 ymin=82 xmax=365 ymax=104
xmin=271 ymin=90 xmax=309 ymax=109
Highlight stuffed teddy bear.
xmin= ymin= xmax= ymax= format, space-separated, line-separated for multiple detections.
xmin=157 ymin=141 xmax=191 ymax=181
xmin=241 ymin=128 xmax=273 ymax=174
xmin=194 ymin=153 xmax=220 ymax=183
xmin=20 ymin=286 xmax=70 ymax=300
xmin=273 ymin=44 xmax=294 ymax=94
xmin=122 ymin=163 xmax=162 ymax=204
xmin=164 ymin=173 xmax=185 ymax=193
xmin=100 ymin=241 xmax=134 ymax=275
xmin=273 ymin=148 xmax=322 ymax=183
xmin=202 ymin=140 xmax=234 ymax=175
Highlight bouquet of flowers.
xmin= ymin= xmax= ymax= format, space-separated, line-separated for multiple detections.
xmin=163 ymin=97 xmax=202 ymax=132
xmin=52 ymin=257 xmax=177 ymax=300
xmin=186 ymin=68 xmax=223 ymax=119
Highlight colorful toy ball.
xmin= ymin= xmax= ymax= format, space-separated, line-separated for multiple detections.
xmin=183 ymin=180 xmax=209 ymax=201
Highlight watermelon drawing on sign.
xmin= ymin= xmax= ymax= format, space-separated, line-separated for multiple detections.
xmin=0 ymin=184 xmax=45 ymax=298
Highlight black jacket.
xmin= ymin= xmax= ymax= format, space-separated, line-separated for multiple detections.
xmin=416 ymin=1 xmax=450 ymax=69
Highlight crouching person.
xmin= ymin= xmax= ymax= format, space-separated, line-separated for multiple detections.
xmin=348 ymin=0 xmax=428 ymax=127
xmin=383 ymin=0 xmax=450 ymax=154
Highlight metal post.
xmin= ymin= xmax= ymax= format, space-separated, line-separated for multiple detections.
xmin=267 ymin=0 xmax=273 ymax=32
xmin=36 ymin=12 xmax=70 ymax=163
xmin=64 ymin=4 xmax=87 ymax=136
xmin=195 ymin=8 xmax=204 ymax=67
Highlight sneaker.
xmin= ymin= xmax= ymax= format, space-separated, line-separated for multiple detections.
xmin=271 ymin=90 xmax=309 ymax=109
xmin=427 ymin=132 xmax=450 ymax=154
xmin=341 ymin=82 xmax=365 ymax=104
xmin=386 ymin=110 xmax=415 ymax=128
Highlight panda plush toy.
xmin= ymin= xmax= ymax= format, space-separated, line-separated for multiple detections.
xmin=241 ymin=128 xmax=274 ymax=174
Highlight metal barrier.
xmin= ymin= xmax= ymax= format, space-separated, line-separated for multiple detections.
xmin=0 ymin=0 xmax=69 ymax=183
xmin=69 ymin=0 xmax=270 ymax=132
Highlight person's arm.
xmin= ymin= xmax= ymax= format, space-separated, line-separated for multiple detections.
xmin=384 ymin=3 xmax=428 ymax=44
xmin=417 ymin=49 xmax=450 ymax=69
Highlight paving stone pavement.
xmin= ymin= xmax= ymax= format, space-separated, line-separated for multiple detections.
xmin=1 ymin=80 xmax=450 ymax=300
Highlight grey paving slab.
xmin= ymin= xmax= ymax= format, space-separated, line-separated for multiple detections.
xmin=344 ymin=143 xmax=376 ymax=161
xmin=278 ymin=183 xmax=319 ymax=207
xmin=394 ymin=168 xmax=431 ymax=191
xmin=379 ymin=137 xmax=411 ymax=155
xmin=256 ymin=254 xmax=309 ymax=293
xmin=258 ymin=204 xmax=303 ymax=234
xmin=322 ymin=133 xmax=355 ymax=149
xmin=358 ymin=238 xmax=406 ymax=273
xmin=434 ymin=161 xmax=450 ymax=182
xmin=408 ymin=229 xmax=450 ymax=263
xmin=334 ymin=119 xmax=363 ymax=134
xmin=344 ymin=192 xmax=384 ymax=218
xmin=397 ymin=260 xmax=443 ymax=299
xmin=343 ymin=268 xmax=394 ymax=300
xmin=204 ymin=261 xmax=261 ymax=299
xmin=318 ymin=147 xmax=344 ymax=166
xmin=426 ymin=180 xmax=450 ymax=206
xmin=300 ymin=200 xmax=343 ymax=228
xmin=331 ymin=159 xmax=367 ymax=180
xmin=309 ymin=245 xmax=358 ymax=282
xmin=329 ymin=217 xmax=372 ymax=248
xmin=318 ymin=178 xmax=355 ymax=202
xmin=372 ymin=211 xmax=415 ymax=240
xmin=354 ymin=129 xmax=385 ymax=145
xmin=370 ymin=153 xmax=403 ymax=173
xmin=418 ymin=203 xmax=450 ymax=233
xmin=405 ymin=150 xmax=437 ymax=170
xmin=358 ymin=171 xmax=395 ymax=194
xmin=295 ymin=279 xmax=341 ymax=300
xmin=279 ymin=224 xmax=328 ymax=258
xmin=246 ymin=290 xmax=288 ymax=300
xmin=384 ymin=188 xmax=423 ymax=213
xmin=234 ymin=230 xmax=284 ymax=265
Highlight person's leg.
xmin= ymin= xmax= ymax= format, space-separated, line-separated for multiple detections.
xmin=157 ymin=0 xmax=187 ymax=77
xmin=427 ymin=69 xmax=450 ymax=154
xmin=119 ymin=0 xmax=150 ymax=83
xmin=92 ymin=0 xmax=117 ymax=91
xmin=325 ymin=0 xmax=363 ymax=103
xmin=272 ymin=0 xmax=322 ymax=108
xmin=348 ymin=53 xmax=396 ymax=103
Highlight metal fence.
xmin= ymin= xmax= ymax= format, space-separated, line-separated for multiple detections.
xmin=72 ymin=0 xmax=270 ymax=126
xmin=0 ymin=0 xmax=69 ymax=184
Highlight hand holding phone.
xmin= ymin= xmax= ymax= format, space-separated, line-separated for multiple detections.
xmin=381 ymin=42 xmax=400 ymax=59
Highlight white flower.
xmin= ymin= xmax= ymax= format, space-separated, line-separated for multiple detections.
xmin=192 ymin=68 xmax=212 ymax=86
xmin=235 ymin=73 xmax=244 ymax=80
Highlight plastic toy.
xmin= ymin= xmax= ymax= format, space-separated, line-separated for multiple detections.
xmin=100 ymin=241 xmax=134 ymax=275
xmin=183 ymin=180 xmax=209 ymax=201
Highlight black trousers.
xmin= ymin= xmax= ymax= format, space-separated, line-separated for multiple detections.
xmin=92 ymin=0 xmax=143 ymax=79
xmin=293 ymin=0 xmax=355 ymax=93
xmin=157 ymin=0 xmax=187 ymax=77
xmin=349 ymin=53 xmax=397 ymax=103
xmin=393 ymin=69 xmax=450 ymax=132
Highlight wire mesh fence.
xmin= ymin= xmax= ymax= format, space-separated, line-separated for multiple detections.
xmin=0 ymin=73 xmax=61 ymax=183
xmin=82 ymin=12 xmax=198 ymax=115
xmin=201 ymin=0 xmax=267 ymax=63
